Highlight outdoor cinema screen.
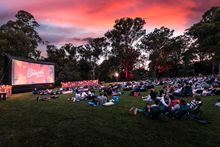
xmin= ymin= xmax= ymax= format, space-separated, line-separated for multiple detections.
xmin=11 ymin=59 xmax=55 ymax=85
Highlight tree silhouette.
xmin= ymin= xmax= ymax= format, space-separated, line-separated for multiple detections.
xmin=78 ymin=37 xmax=108 ymax=80
xmin=105 ymin=17 xmax=146 ymax=80
xmin=140 ymin=27 xmax=174 ymax=77
xmin=187 ymin=6 xmax=220 ymax=73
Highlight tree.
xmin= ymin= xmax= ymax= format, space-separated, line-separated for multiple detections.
xmin=97 ymin=56 xmax=120 ymax=82
xmin=46 ymin=43 xmax=81 ymax=84
xmin=0 ymin=10 xmax=42 ymax=76
xmin=187 ymin=6 xmax=220 ymax=74
xmin=140 ymin=27 xmax=174 ymax=77
xmin=0 ymin=10 xmax=42 ymax=58
xmin=164 ymin=35 xmax=190 ymax=76
xmin=78 ymin=37 xmax=108 ymax=80
xmin=78 ymin=59 xmax=91 ymax=80
xmin=105 ymin=17 xmax=146 ymax=80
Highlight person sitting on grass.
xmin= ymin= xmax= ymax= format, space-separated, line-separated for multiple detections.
xmin=111 ymin=89 xmax=118 ymax=96
xmin=46 ymin=89 xmax=53 ymax=95
xmin=171 ymin=99 xmax=189 ymax=118
xmin=189 ymin=95 xmax=203 ymax=112
xmin=87 ymin=90 xmax=95 ymax=99
xmin=142 ymin=88 xmax=157 ymax=102
xmin=88 ymin=93 xmax=108 ymax=106
xmin=170 ymin=98 xmax=180 ymax=108
xmin=160 ymin=93 xmax=171 ymax=114
xmin=129 ymin=86 xmax=140 ymax=96
xmin=50 ymin=94 xmax=59 ymax=99
xmin=143 ymin=99 xmax=162 ymax=118
xmin=129 ymin=99 xmax=161 ymax=118
xmin=81 ymin=91 xmax=88 ymax=100
xmin=96 ymin=93 xmax=107 ymax=106
xmin=172 ymin=87 xmax=182 ymax=97
xmin=103 ymin=95 xmax=120 ymax=106
xmin=88 ymin=97 xmax=99 ymax=106
xmin=37 ymin=96 xmax=51 ymax=101
xmin=111 ymin=88 xmax=122 ymax=96
xmin=32 ymin=88 xmax=39 ymax=95
xmin=187 ymin=95 xmax=208 ymax=124
xmin=181 ymin=82 xmax=193 ymax=97
xmin=69 ymin=91 xmax=81 ymax=102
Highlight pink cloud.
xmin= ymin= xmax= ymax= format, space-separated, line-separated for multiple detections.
xmin=1 ymin=0 xmax=219 ymax=45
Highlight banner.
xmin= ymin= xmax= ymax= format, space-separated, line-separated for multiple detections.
xmin=12 ymin=59 xmax=55 ymax=85
xmin=61 ymin=80 xmax=99 ymax=88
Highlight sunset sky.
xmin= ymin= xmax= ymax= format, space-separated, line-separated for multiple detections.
xmin=0 ymin=0 xmax=219 ymax=54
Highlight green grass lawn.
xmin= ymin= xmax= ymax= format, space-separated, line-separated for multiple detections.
xmin=0 ymin=91 xmax=220 ymax=147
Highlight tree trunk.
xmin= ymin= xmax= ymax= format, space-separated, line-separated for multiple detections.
xmin=92 ymin=68 xmax=95 ymax=80
xmin=152 ymin=65 xmax=156 ymax=79
xmin=125 ymin=63 xmax=129 ymax=81
xmin=91 ymin=63 xmax=96 ymax=80
xmin=212 ymin=62 xmax=215 ymax=75
xmin=219 ymin=61 xmax=220 ymax=74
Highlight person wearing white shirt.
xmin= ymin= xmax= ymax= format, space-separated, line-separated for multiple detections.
xmin=160 ymin=94 xmax=171 ymax=108
xmin=81 ymin=91 xmax=88 ymax=100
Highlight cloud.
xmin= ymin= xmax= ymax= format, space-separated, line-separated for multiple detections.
xmin=0 ymin=5 xmax=16 ymax=25
xmin=185 ymin=0 xmax=220 ymax=26
xmin=37 ymin=22 xmax=103 ymax=46
xmin=1 ymin=0 xmax=219 ymax=46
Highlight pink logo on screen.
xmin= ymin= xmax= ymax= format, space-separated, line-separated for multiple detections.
xmin=27 ymin=68 xmax=45 ymax=78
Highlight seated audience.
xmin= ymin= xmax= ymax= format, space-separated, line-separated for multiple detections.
xmin=189 ymin=95 xmax=202 ymax=112
xmin=160 ymin=93 xmax=171 ymax=114
xmin=81 ymin=91 xmax=88 ymax=100
xmin=129 ymin=99 xmax=162 ymax=118
xmin=181 ymin=83 xmax=193 ymax=97
xmin=32 ymin=88 xmax=39 ymax=95
xmin=171 ymin=99 xmax=189 ymax=118
xmin=160 ymin=93 xmax=171 ymax=108
xmin=70 ymin=92 xmax=81 ymax=102
xmin=37 ymin=96 xmax=51 ymax=101
xmin=142 ymin=88 xmax=157 ymax=102
xmin=96 ymin=93 xmax=107 ymax=106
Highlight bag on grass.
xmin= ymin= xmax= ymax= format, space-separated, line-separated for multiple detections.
xmin=215 ymin=102 xmax=220 ymax=108
xmin=111 ymin=96 xmax=119 ymax=103
xmin=134 ymin=92 xmax=139 ymax=97
xmin=88 ymin=102 xmax=97 ymax=106
xmin=103 ymin=101 xmax=114 ymax=106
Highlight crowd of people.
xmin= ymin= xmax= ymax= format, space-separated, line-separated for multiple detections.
xmin=124 ymin=75 xmax=220 ymax=122
xmin=69 ymin=86 xmax=121 ymax=106
xmin=32 ymin=88 xmax=63 ymax=95
xmin=33 ymin=88 xmax=64 ymax=101
xmin=129 ymin=95 xmax=202 ymax=119
xmin=123 ymin=75 xmax=220 ymax=98
xmin=32 ymin=75 xmax=220 ymax=122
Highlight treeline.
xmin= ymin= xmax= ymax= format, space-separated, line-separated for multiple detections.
xmin=0 ymin=6 xmax=220 ymax=84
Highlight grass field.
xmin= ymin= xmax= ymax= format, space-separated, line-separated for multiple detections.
xmin=0 ymin=91 xmax=220 ymax=147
